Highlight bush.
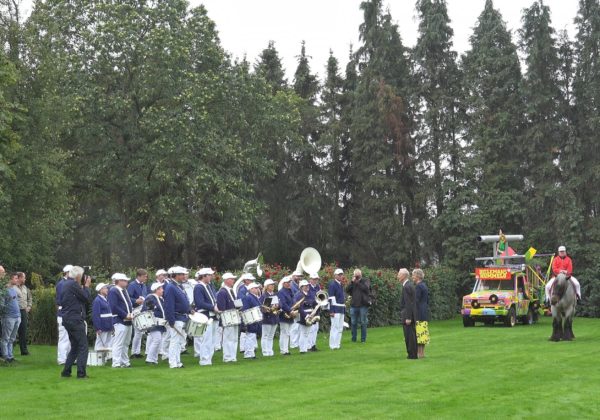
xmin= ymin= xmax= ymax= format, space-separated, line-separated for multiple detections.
xmin=29 ymin=287 xmax=57 ymax=345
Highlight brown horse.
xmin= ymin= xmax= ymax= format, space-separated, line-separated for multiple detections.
xmin=549 ymin=273 xmax=577 ymax=341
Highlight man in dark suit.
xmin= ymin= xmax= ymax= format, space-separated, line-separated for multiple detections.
xmin=398 ymin=268 xmax=418 ymax=360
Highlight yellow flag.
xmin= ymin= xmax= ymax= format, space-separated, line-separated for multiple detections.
xmin=524 ymin=247 xmax=537 ymax=261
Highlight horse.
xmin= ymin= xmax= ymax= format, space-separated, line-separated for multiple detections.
xmin=549 ymin=273 xmax=577 ymax=341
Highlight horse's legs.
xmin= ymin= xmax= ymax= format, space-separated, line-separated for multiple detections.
xmin=563 ymin=307 xmax=575 ymax=340
xmin=550 ymin=312 xmax=562 ymax=341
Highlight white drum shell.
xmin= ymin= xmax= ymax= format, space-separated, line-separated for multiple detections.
xmin=241 ymin=306 xmax=263 ymax=325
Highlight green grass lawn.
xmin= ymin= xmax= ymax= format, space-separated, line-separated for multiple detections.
xmin=1 ymin=316 xmax=599 ymax=419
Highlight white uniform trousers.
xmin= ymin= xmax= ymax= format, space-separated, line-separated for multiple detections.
xmin=329 ymin=313 xmax=344 ymax=349
xmin=214 ymin=325 xmax=223 ymax=351
xmin=198 ymin=322 xmax=215 ymax=365
xmin=161 ymin=330 xmax=170 ymax=359
xmin=309 ymin=322 xmax=319 ymax=348
xmin=222 ymin=325 xmax=238 ymax=362
xmin=194 ymin=335 xmax=202 ymax=357
xmin=131 ymin=326 xmax=143 ymax=355
xmin=244 ymin=332 xmax=257 ymax=358
xmin=290 ymin=318 xmax=300 ymax=348
xmin=298 ymin=324 xmax=311 ymax=353
xmin=261 ymin=324 xmax=277 ymax=356
xmin=239 ymin=331 xmax=247 ymax=352
xmin=112 ymin=323 xmax=132 ymax=367
xmin=145 ymin=330 xmax=162 ymax=363
xmin=168 ymin=321 xmax=185 ymax=368
xmin=94 ymin=331 xmax=113 ymax=351
xmin=279 ymin=322 xmax=291 ymax=354
xmin=57 ymin=316 xmax=71 ymax=364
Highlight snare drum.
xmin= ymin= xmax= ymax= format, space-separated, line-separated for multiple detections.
xmin=241 ymin=306 xmax=263 ymax=325
xmin=220 ymin=309 xmax=241 ymax=327
xmin=185 ymin=313 xmax=209 ymax=337
xmin=133 ymin=311 xmax=156 ymax=331
xmin=155 ymin=318 xmax=168 ymax=327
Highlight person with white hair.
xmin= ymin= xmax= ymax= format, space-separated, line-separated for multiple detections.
xmin=328 ymin=268 xmax=346 ymax=350
xmin=108 ymin=273 xmax=134 ymax=368
xmin=60 ymin=266 xmax=92 ymax=378
xmin=91 ymin=283 xmax=113 ymax=352
xmin=56 ymin=264 xmax=73 ymax=365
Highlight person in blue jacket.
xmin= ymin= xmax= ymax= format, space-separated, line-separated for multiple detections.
xmin=193 ymin=267 xmax=219 ymax=366
xmin=56 ymin=264 xmax=73 ymax=365
xmin=92 ymin=283 xmax=113 ymax=351
xmin=163 ymin=266 xmax=191 ymax=369
xmin=295 ymin=280 xmax=316 ymax=354
xmin=216 ymin=272 xmax=239 ymax=363
xmin=308 ymin=273 xmax=321 ymax=351
xmin=328 ymin=268 xmax=346 ymax=350
xmin=277 ymin=277 xmax=294 ymax=355
xmin=127 ymin=268 xmax=148 ymax=358
xmin=260 ymin=279 xmax=279 ymax=357
xmin=242 ymin=283 xmax=261 ymax=359
xmin=143 ymin=283 xmax=167 ymax=365
xmin=108 ymin=273 xmax=134 ymax=368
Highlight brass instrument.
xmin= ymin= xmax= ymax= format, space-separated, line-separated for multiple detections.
xmin=285 ymin=296 xmax=305 ymax=319
xmin=306 ymin=291 xmax=329 ymax=325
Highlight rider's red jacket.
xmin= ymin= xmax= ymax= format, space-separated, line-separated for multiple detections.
xmin=552 ymin=255 xmax=573 ymax=277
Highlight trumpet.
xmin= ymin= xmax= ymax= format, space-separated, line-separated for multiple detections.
xmin=285 ymin=296 xmax=305 ymax=319
xmin=306 ymin=291 xmax=329 ymax=325
xmin=261 ymin=304 xmax=281 ymax=315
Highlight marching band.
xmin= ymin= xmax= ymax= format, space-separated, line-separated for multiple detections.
xmin=66 ymin=248 xmax=351 ymax=369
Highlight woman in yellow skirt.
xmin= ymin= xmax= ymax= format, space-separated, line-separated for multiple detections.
xmin=413 ymin=269 xmax=430 ymax=358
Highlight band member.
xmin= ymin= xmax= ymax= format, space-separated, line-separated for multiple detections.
xmin=56 ymin=264 xmax=73 ymax=365
xmin=164 ymin=266 xmax=191 ymax=368
xmin=260 ymin=279 xmax=279 ymax=357
xmin=242 ymin=283 xmax=261 ymax=359
xmin=289 ymin=270 xmax=303 ymax=349
xmin=59 ymin=266 xmax=92 ymax=378
xmin=295 ymin=280 xmax=316 ymax=354
xmin=308 ymin=273 xmax=321 ymax=351
xmin=155 ymin=269 xmax=168 ymax=284
xmin=128 ymin=269 xmax=148 ymax=359
xmin=238 ymin=273 xmax=255 ymax=354
xmin=328 ymin=268 xmax=346 ymax=350
xmin=160 ymin=267 xmax=176 ymax=359
xmin=277 ymin=277 xmax=294 ymax=355
xmin=143 ymin=283 xmax=166 ymax=365
xmin=210 ymin=274 xmax=223 ymax=352
xmin=193 ymin=267 xmax=219 ymax=366
xmin=92 ymin=283 xmax=113 ymax=351
xmin=109 ymin=273 xmax=134 ymax=368
xmin=216 ymin=272 xmax=239 ymax=363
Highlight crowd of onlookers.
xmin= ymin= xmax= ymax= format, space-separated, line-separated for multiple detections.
xmin=0 ymin=265 xmax=33 ymax=363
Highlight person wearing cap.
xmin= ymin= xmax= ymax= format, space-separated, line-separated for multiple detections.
xmin=238 ymin=273 xmax=255 ymax=355
xmin=328 ymin=269 xmax=346 ymax=350
xmin=277 ymin=276 xmax=294 ymax=355
xmin=60 ymin=266 xmax=92 ymax=378
xmin=242 ymin=282 xmax=261 ymax=359
xmin=307 ymin=273 xmax=321 ymax=351
xmin=193 ymin=267 xmax=219 ymax=366
xmin=216 ymin=272 xmax=239 ymax=363
xmin=56 ymin=264 xmax=73 ymax=365
xmin=163 ymin=266 xmax=191 ymax=368
xmin=155 ymin=269 xmax=168 ymax=284
xmin=346 ymin=268 xmax=372 ymax=343
xmin=294 ymin=279 xmax=316 ymax=354
xmin=108 ymin=273 xmax=134 ymax=368
xmin=289 ymin=271 xmax=303 ymax=350
xmin=143 ymin=283 xmax=166 ymax=365
xmin=128 ymin=269 xmax=149 ymax=359
xmin=92 ymin=283 xmax=113 ymax=352
xmin=260 ymin=279 xmax=279 ymax=357
xmin=545 ymin=246 xmax=581 ymax=304
xmin=211 ymin=274 xmax=223 ymax=353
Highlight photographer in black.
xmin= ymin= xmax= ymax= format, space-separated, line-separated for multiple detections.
xmin=60 ymin=266 xmax=92 ymax=379
xmin=346 ymin=269 xmax=372 ymax=343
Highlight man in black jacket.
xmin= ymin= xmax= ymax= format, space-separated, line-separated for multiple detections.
xmin=59 ymin=266 xmax=92 ymax=378
xmin=346 ymin=269 xmax=371 ymax=343
xmin=398 ymin=268 xmax=417 ymax=359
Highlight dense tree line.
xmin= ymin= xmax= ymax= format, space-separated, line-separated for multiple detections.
xmin=1 ymin=0 xmax=600 ymax=310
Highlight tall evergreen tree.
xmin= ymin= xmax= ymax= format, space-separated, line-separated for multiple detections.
xmin=412 ymin=0 xmax=463 ymax=263
xmin=254 ymin=40 xmax=287 ymax=95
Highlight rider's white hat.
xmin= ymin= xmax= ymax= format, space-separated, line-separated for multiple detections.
xmin=558 ymin=245 xmax=566 ymax=252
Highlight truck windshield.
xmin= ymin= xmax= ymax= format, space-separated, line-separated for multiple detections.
xmin=477 ymin=280 xmax=514 ymax=291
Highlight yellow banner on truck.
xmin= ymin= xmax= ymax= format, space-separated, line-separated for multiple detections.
xmin=475 ymin=267 xmax=512 ymax=280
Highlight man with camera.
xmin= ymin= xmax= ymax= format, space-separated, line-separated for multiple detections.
xmin=346 ymin=269 xmax=371 ymax=343
xmin=60 ymin=266 xmax=92 ymax=378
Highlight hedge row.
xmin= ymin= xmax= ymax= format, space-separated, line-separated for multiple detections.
xmin=26 ymin=264 xmax=464 ymax=345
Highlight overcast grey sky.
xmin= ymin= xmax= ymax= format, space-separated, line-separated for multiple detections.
xmin=194 ymin=0 xmax=579 ymax=80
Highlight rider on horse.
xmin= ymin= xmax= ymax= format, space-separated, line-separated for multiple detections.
xmin=545 ymin=245 xmax=581 ymax=305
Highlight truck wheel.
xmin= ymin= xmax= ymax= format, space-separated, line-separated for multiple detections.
xmin=463 ymin=316 xmax=474 ymax=327
xmin=504 ymin=307 xmax=516 ymax=327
